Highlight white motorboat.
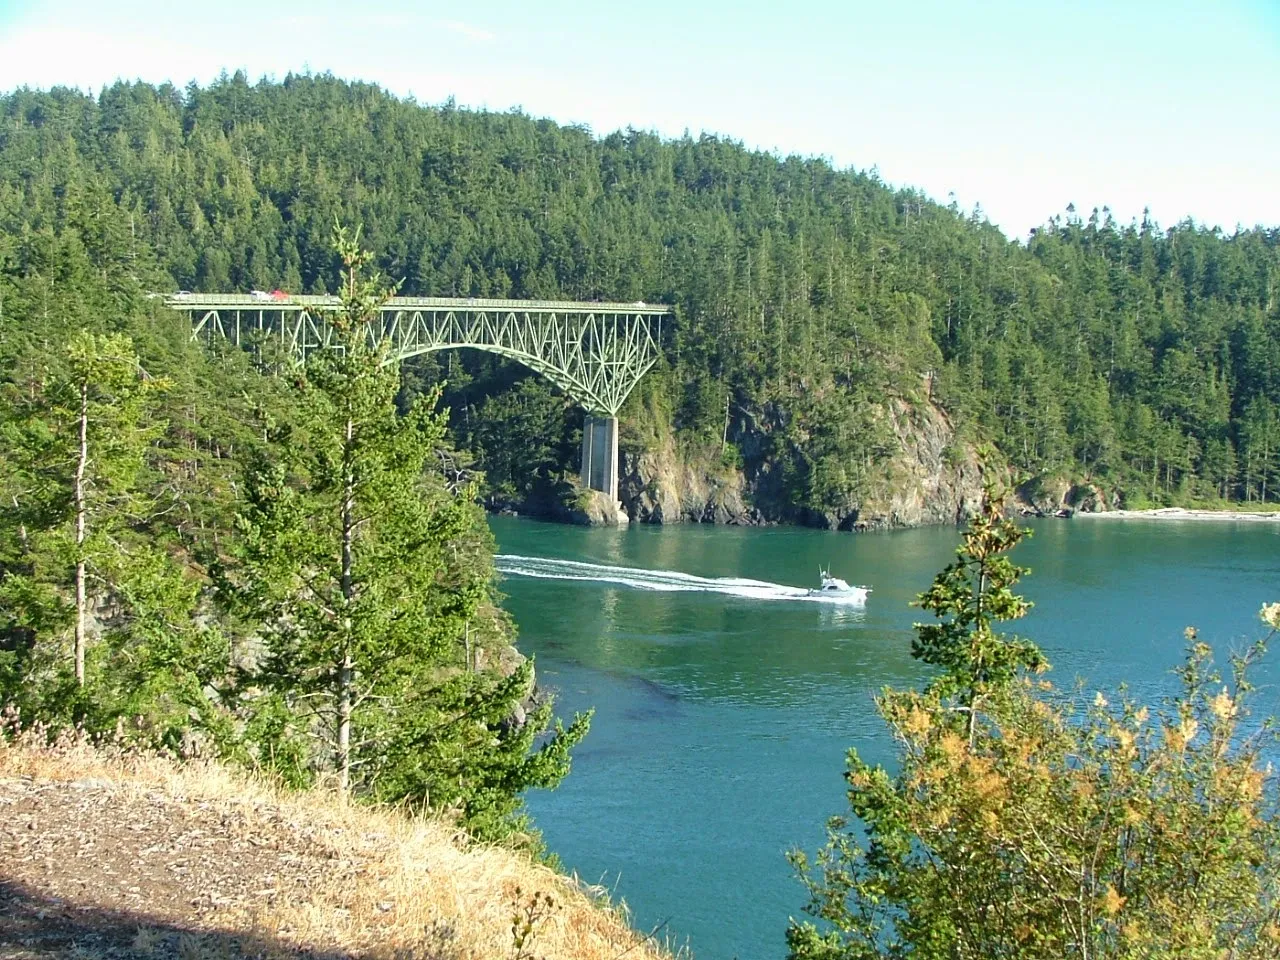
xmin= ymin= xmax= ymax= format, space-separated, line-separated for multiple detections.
xmin=809 ymin=567 xmax=870 ymax=602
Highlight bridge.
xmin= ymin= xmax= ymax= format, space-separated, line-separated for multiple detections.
xmin=163 ymin=294 xmax=672 ymax=504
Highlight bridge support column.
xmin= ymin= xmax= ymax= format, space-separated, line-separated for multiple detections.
xmin=580 ymin=415 xmax=619 ymax=503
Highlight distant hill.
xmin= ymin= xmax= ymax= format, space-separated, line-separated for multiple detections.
xmin=2 ymin=73 xmax=1277 ymax=520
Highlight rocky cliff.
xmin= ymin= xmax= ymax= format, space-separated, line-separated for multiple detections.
xmin=619 ymin=432 xmax=760 ymax=525
xmin=852 ymin=399 xmax=986 ymax=529
xmin=614 ymin=396 xmax=988 ymax=531
xmin=501 ymin=394 xmax=1122 ymax=531
xmin=1014 ymin=476 xmax=1122 ymax=516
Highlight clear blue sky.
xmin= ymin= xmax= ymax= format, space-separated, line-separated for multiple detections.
xmin=1 ymin=0 xmax=1277 ymax=238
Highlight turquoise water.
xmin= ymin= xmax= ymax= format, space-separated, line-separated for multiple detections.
xmin=489 ymin=516 xmax=1280 ymax=960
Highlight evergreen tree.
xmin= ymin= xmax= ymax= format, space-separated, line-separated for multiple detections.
xmin=0 ymin=331 xmax=167 ymax=694
xmin=1240 ymin=397 xmax=1279 ymax=503
xmin=910 ymin=475 xmax=1046 ymax=744
xmin=217 ymin=226 xmax=588 ymax=836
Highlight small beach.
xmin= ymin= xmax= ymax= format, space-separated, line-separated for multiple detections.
xmin=1076 ymin=507 xmax=1280 ymax=523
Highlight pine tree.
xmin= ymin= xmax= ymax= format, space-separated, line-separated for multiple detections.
xmin=1240 ymin=397 xmax=1279 ymax=503
xmin=0 ymin=331 xmax=167 ymax=693
xmin=911 ymin=474 xmax=1046 ymax=744
xmin=218 ymin=226 xmax=588 ymax=835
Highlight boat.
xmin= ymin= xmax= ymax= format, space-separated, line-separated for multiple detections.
xmin=809 ymin=567 xmax=871 ymax=602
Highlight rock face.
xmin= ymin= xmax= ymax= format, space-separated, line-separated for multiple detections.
xmin=853 ymin=399 xmax=985 ymax=530
xmin=492 ymin=395 xmax=1125 ymax=532
xmin=615 ymin=396 xmax=986 ymax=531
xmin=619 ymin=433 xmax=761 ymax=525
xmin=1013 ymin=477 xmax=1121 ymax=515
xmin=571 ymin=490 xmax=630 ymax=526
xmin=491 ymin=393 xmax=1124 ymax=531
xmin=1067 ymin=482 xmax=1120 ymax=513
xmin=487 ymin=485 xmax=628 ymax=526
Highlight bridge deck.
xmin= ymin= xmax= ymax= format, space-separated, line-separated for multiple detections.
xmin=163 ymin=294 xmax=673 ymax=315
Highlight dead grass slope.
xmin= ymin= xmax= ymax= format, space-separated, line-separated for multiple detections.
xmin=0 ymin=732 xmax=673 ymax=960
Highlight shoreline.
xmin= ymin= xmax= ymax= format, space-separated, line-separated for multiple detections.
xmin=1075 ymin=507 xmax=1280 ymax=523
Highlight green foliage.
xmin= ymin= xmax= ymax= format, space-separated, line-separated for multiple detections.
xmin=0 ymin=202 xmax=590 ymax=844
xmin=463 ymin=378 xmax=581 ymax=501
xmin=911 ymin=475 xmax=1047 ymax=740
xmin=214 ymin=226 xmax=588 ymax=836
xmin=0 ymin=330 xmax=202 ymax=724
xmin=789 ymin=497 xmax=1280 ymax=958
xmin=2 ymin=72 xmax=1278 ymax=866
xmin=372 ymin=657 xmax=590 ymax=843
xmin=2 ymin=77 xmax=1277 ymax=516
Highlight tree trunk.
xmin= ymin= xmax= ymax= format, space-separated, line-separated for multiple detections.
xmin=969 ymin=563 xmax=988 ymax=748
xmin=1263 ymin=439 xmax=1270 ymax=504
xmin=337 ymin=414 xmax=355 ymax=794
xmin=74 ymin=380 xmax=88 ymax=686
xmin=721 ymin=390 xmax=730 ymax=453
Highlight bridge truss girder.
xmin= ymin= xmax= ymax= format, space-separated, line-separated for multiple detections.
xmin=171 ymin=295 xmax=670 ymax=417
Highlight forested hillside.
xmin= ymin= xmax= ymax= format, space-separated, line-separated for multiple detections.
xmin=2 ymin=72 xmax=1278 ymax=519
xmin=0 ymin=176 xmax=588 ymax=842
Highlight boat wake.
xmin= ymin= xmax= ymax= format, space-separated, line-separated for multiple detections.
xmin=495 ymin=555 xmax=869 ymax=605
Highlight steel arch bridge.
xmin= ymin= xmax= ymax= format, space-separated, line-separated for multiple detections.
xmin=164 ymin=294 xmax=672 ymax=503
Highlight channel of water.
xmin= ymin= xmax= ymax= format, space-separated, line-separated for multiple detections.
xmin=490 ymin=515 xmax=1280 ymax=960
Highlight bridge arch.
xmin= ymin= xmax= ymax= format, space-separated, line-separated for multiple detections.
xmin=166 ymin=294 xmax=670 ymax=502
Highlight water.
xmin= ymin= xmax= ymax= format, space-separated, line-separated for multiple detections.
xmin=495 ymin=554 xmax=870 ymax=604
xmin=490 ymin=516 xmax=1280 ymax=960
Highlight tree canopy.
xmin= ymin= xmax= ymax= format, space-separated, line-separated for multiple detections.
xmin=1 ymin=74 xmax=1276 ymax=514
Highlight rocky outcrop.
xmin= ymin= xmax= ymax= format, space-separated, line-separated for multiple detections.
xmin=614 ymin=395 xmax=986 ymax=531
xmin=570 ymin=489 xmax=630 ymax=526
xmin=1013 ymin=477 xmax=1121 ymax=515
xmin=490 ymin=393 xmax=1126 ymax=531
xmin=485 ymin=483 xmax=628 ymax=526
xmin=619 ymin=432 xmax=764 ymax=525
xmin=852 ymin=399 xmax=985 ymax=529
xmin=1015 ymin=476 xmax=1073 ymax=515
xmin=1067 ymin=482 xmax=1120 ymax=513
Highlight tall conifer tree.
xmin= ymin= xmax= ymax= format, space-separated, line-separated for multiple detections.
xmin=0 ymin=331 xmax=166 ymax=692
xmin=220 ymin=226 xmax=588 ymax=837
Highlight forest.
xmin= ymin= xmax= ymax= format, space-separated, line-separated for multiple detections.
xmin=0 ymin=72 xmax=1276 ymax=519
xmin=1 ymin=73 xmax=1278 ymax=957
xmin=0 ymin=204 xmax=589 ymax=843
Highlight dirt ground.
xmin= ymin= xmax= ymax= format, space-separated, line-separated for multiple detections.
xmin=0 ymin=746 xmax=672 ymax=960
xmin=1 ymin=774 xmax=367 ymax=958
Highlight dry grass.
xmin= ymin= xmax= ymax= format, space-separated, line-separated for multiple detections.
xmin=0 ymin=727 xmax=676 ymax=960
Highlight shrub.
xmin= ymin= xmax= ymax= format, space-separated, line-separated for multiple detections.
xmin=788 ymin=487 xmax=1280 ymax=959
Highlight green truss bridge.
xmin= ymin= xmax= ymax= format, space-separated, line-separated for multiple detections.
xmin=164 ymin=294 xmax=672 ymax=505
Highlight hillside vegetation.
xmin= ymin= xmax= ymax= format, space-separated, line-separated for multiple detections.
xmin=2 ymin=73 xmax=1278 ymax=520
xmin=0 ymin=222 xmax=586 ymax=847
xmin=4 ymin=74 xmax=1278 ymax=960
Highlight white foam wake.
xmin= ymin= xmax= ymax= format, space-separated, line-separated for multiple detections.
xmin=494 ymin=555 xmax=869 ymax=605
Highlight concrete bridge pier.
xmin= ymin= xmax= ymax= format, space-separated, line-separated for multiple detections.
xmin=580 ymin=415 xmax=620 ymax=504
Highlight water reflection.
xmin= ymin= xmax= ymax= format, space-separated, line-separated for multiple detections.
xmin=817 ymin=603 xmax=867 ymax=627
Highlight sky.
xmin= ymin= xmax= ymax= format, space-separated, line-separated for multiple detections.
xmin=0 ymin=0 xmax=1277 ymax=239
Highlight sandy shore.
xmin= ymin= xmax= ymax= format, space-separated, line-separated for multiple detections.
xmin=1075 ymin=507 xmax=1280 ymax=523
